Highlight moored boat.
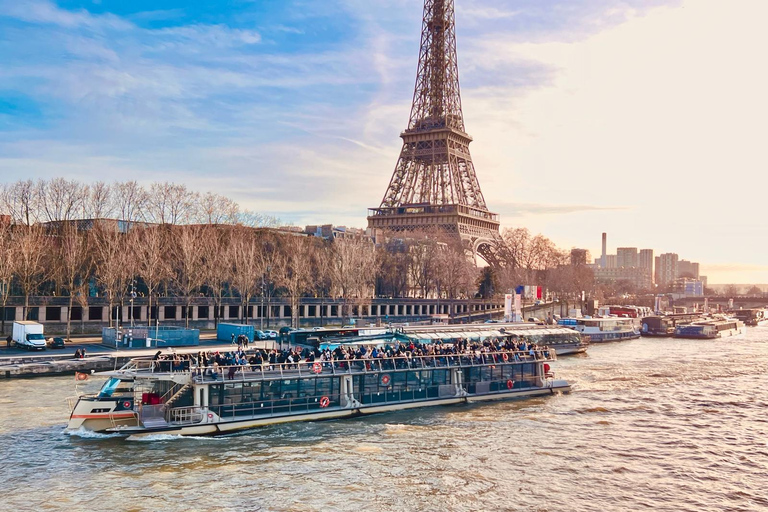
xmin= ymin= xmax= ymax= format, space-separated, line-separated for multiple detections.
xmin=674 ymin=317 xmax=746 ymax=339
xmin=67 ymin=346 xmax=569 ymax=438
xmin=558 ymin=317 xmax=640 ymax=343
xmin=730 ymin=308 xmax=768 ymax=327
xmin=640 ymin=313 xmax=704 ymax=337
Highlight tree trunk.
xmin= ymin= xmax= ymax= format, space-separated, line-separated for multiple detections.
xmin=66 ymin=293 xmax=73 ymax=340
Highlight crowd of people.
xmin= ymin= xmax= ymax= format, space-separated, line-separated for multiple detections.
xmin=148 ymin=336 xmax=549 ymax=380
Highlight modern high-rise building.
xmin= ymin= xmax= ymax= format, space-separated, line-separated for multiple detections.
xmin=656 ymin=253 xmax=679 ymax=288
xmin=616 ymin=247 xmax=638 ymax=268
xmin=678 ymin=260 xmax=700 ymax=279
xmin=639 ymin=249 xmax=654 ymax=283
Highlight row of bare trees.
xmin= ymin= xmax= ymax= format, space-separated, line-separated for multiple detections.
xmin=0 ymin=179 xmax=278 ymax=227
xmin=0 ymin=221 xmax=384 ymax=335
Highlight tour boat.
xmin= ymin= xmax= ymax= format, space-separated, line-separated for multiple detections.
xmin=396 ymin=325 xmax=589 ymax=356
xmin=66 ymin=348 xmax=569 ymax=438
xmin=557 ymin=317 xmax=640 ymax=343
xmin=674 ymin=318 xmax=746 ymax=339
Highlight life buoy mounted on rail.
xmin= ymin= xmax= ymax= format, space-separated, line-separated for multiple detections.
xmin=312 ymin=362 xmax=322 ymax=374
xmin=506 ymin=379 xmax=514 ymax=390
xmin=122 ymin=400 xmax=132 ymax=409
xmin=380 ymin=374 xmax=391 ymax=387
xmin=502 ymin=353 xmax=509 ymax=362
xmin=319 ymin=396 xmax=330 ymax=408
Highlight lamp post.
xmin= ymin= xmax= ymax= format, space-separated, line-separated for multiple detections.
xmin=265 ymin=265 xmax=271 ymax=329
xmin=260 ymin=273 xmax=265 ymax=331
xmin=130 ymin=280 xmax=136 ymax=328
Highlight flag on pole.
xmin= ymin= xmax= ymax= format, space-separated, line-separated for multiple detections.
xmin=75 ymin=371 xmax=89 ymax=382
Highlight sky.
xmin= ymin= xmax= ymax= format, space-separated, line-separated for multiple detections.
xmin=1 ymin=0 xmax=767 ymax=284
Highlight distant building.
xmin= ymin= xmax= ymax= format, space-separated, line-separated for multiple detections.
xmin=616 ymin=247 xmax=638 ymax=268
xmin=639 ymin=249 xmax=654 ymax=280
xmin=656 ymin=253 xmax=679 ymax=288
xmin=678 ymin=259 xmax=700 ymax=279
xmin=304 ymin=224 xmax=372 ymax=241
xmin=605 ymin=254 xmax=617 ymax=269
xmin=594 ymin=267 xmax=653 ymax=291
xmin=672 ymin=278 xmax=704 ymax=297
xmin=570 ymin=248 xmax=588 ymax=266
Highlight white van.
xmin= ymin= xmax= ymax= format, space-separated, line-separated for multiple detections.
xmin=12 ymin=321 xmax=47 ymax=351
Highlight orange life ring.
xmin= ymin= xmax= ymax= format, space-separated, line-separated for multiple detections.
xmin=207 ymin=413 xmax=214 ymax=419
xmin=75 ymin=372 xmax=88 ymax=381
xmin=123 ymin=400 xmax=131 ymax=409
xmin=312 ymin=362 xmax=322 ymax=374
xmin=506 ymin=379 xmax=514 ymax=389
xmin=502 ymin=353 xmax=509 ymax=361
xmin=320 ymin=396 xmax=330 ymax=408
xmin=380 ymin=374 xmax=391 ymax=386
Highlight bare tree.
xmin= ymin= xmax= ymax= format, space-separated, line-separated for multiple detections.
xmin=200 ymin=226 xmax=234 ymax=327
xmin=91 ymin=223 xmax=130 ymax=328
xmin=36 ymin=178 xmax=88 ymax=222
xmin=146 ymin=182 xmax=197 ymax=225
xmin=275 ymin=235 xmax=314 ymax=328
xmin=113 ymin=181 xmax=148 ymax=225
xmin=229 ymin=227 xmax=264 ymax=324
xmin=330 ymin=237 xmax=377 ymax=324
xmin=131 ymin=225 xmax=172 ymax=327
xmin=54 ymin=223 xmax=91 ymax=339
xmin=84 ymin=181 xmax=116 ymax=219
xmin=0 ymin=222 xmax=15 ymax=334
xmin=1 ymin=180 xmax=37 ymax=225
xmin=196 ymin=192 xmax=240 ymax=225
xmin=12 ymin=224 xmax=49 ymax=319
xmin=169 ymin=225 xmax=207 ymax=328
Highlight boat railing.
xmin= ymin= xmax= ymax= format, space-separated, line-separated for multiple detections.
xmin=167 ymin=406 xmax=204 ymax=425
xmin=186 ymin=349 xmax=554 ymax=384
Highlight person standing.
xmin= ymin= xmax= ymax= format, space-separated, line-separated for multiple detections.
xmin=5 ymin=335 xmax=11 ymax=349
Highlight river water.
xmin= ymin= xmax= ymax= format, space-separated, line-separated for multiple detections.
xmin=1 ymin=328 xmax=767 ymax=512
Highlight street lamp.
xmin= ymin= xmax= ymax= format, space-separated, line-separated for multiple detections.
xmin=260 ymin=273 xmax=265 ymax=331
xmin=130 ymin=280 xmax=137 ymax=327
xmin=265 ymin=266 xmax=271 ymax=329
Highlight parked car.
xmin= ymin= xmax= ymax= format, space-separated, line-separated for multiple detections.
xmin=48 ymin=337 xmax=66 ymax=349
xmin=254 ymin=330 xmax=268 ymax=340
xmin=264 ymin=330 xmax=278 ymax=339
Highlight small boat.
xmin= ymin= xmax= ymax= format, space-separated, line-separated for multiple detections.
xmin=67 ymin=347 xmax=569 ymax=438
xmin=558 ymin=317 xmax=640 ymax=343
xmin=674 ymin=317 xmax=746 ymax=339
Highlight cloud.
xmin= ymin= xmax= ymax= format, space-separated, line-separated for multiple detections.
xmin=498 ymin=202 xmax=629 ymax=217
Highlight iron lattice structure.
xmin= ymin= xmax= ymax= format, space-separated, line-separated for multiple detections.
xmin=368 ymin=0 xmax=507 ymax=266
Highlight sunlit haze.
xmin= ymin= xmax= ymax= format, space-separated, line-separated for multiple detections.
xmin=1 ymin=0 xmax=766 ymax=283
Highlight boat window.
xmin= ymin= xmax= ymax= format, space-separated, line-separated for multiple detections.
xmin=209 ymin=384 xmax=223 ymax=406
xmin=315 ymin=377 xmax=336 ymax=398
xmin=432 ymin=370 xmax=449 ymax=385
xmin=97 ymin=377 xmax=121 ymax=398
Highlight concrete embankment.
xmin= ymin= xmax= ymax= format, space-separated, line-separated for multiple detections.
xmin=0 ymin=354 xmax=133 ymax=379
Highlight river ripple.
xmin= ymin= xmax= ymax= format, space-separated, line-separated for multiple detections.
xmin=1 ymin=328 xmax=767 ymax=512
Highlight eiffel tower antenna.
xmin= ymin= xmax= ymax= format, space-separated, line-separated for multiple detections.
xmin=368 ymin=0 xmax=504 ymax=264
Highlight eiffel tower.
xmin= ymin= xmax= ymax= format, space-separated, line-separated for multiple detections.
xmin=367 ymin=0 xmax=506 ymax=265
